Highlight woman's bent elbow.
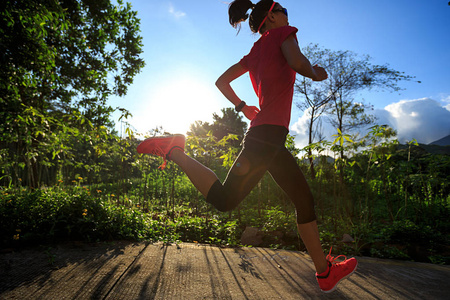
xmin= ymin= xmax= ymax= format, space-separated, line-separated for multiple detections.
xmin=215 ymin=78 xmax=224 ymax=90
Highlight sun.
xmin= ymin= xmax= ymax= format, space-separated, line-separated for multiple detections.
xmin=135 ymin=76 xmax=222 ymax=135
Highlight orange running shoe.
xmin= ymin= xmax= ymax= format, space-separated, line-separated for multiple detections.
xmin=137 ymin=134 xmax=185 ymax=170
xmin=316 ymin=249 xmax=358 ymax=293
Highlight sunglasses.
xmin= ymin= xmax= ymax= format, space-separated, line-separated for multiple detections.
xmin=257 ymin=3 xmax=289 ymax=32
xmin=272 ymin=8 xmax=288 ymax=17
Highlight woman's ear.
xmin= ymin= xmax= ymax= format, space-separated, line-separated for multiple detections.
xmin=267 ymin=11 xmax=277 ymax=24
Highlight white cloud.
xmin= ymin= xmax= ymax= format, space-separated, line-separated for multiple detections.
xmin=290 ymin=108 xmax=339 ymax=150
xmin=289 ymin=111 xmax=311 ymax=148
xmin=290 ymin=98 xmax=450 ymax=148
xmin=168 ymin=3 xmax=186 ymax=19
xmin=381 ymin=98 xmax=450 ymax=144
xmin=440 ymin=94 xmax=450 ymax=111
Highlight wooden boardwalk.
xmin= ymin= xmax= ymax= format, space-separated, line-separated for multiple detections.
xmin=1 ymin=241 xmax=449 ymax=299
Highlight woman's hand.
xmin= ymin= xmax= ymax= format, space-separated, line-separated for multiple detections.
xmin=242 ymin=105 xmax=260 ymax=121
xmin=312 ymin=64 xmax=328 ymax=81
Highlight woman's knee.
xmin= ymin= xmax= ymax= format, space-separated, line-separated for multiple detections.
xmin=210 ymin=194 xmax=237 ymax=212
xmin=206 ymin=180 xmax=239 ymax=212
xmin=296 ymin=210 xmax=317 ymax=224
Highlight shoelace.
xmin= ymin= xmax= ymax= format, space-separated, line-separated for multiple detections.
xmin=148 ymin=146 xmax=168 ymax=170
xmin=151 ymin=145 xmax=183 ymax=170
xmin=317 ymin=248 xmax=348 ymax=279
xmin=325 ymin=247 xmax=348 ymax=264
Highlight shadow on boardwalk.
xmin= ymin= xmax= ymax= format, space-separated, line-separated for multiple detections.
xmin=1 ymin=241 xmax=449 ymax=299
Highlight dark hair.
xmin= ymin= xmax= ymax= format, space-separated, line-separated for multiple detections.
xmin=228 ymin=0 xmax=275 ymax=34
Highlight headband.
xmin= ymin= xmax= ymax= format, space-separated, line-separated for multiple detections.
xmin=257 ymin=2 xmax=276 ymax=33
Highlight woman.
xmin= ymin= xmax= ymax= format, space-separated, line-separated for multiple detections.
xmin=137 ymin=0 xmax=357 ymax=293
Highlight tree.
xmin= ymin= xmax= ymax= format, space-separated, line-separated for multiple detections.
xmin=186 ymin=108 xmax=247 ymax=177
xmin=295 ymin=44 xmax=415 ymax=171
xmin=210 ymin=107 xmax=247 ymax=142
xmin=188 ymin=108 xmax=247 ymax=142
xmin=295 ymin=45 xmax=333 ymax=178
xmin=0 ymin=0 xmax=145 ymax=187
xmin=187 ymin=121 xmax=212 ymax=138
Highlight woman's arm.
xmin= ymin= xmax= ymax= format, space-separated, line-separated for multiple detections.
xmin=281 ymin=35 xmax=328 ymax=81
xmin=215 ymin=63 xmax=247 ymax=107
xmin=216 ymin=63 xmax=260 ymax=120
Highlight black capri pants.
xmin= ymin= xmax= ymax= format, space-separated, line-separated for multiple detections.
xmin=206 ymin=124 xmax=316 ymax=224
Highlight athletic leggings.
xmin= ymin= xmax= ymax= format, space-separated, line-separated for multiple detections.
xmin=206 ymin=124 xmax=316 ymax=224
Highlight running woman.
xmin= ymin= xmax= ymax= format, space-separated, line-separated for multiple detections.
xmin=137 ymin=0 xmax=357 ymax=293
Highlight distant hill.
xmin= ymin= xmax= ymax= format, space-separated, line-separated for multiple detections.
xmin=429 ymin=134 xmax=450 ymax=146
xmin=414 ymin=144 xmax=450 ymax=155
xmin=396 ymin=136 xmax=450 ymax=155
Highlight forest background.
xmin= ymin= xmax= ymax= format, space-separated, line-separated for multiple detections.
xmin=1 ymin=0 xmax=449 ymax=265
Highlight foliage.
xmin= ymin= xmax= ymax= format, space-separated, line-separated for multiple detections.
xmin=295 ymin=43 xmax=416 ymax=167
xmin=0 ymin=9 xmax=448 ymax=264
xmin=0 ymin=184 xmax=242 ymax=248
xmin=0 ymin=0 xmax=145 ymax=188
xmin=210 ymin=108 xmax=248 ymax=141
xmin=1 ymin=122 xmax=449 ymax=264
xmin=187 ymin=107 xmax=247 ymax=144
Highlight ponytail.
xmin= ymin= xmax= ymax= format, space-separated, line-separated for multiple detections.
xmin=228 ymin=0 xmax=275 ymax=34
xmin=228 ymin=0 xmax=255 ymax=32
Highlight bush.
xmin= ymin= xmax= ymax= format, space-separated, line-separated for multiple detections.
xmin=0 ymin=186 xmax=152 ymax=246
xmin=0 ymin=186 xmax=242 ymax=248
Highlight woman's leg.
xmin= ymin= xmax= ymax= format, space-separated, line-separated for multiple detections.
xmin=207 ymin=147 xmax=268 ymax=211
xmin=170 ymin=146 xmax=268 ymax=212
xmin=297 ymin=221 xmax=328 ymax=274
xmin=169 ymin=125 xmax=283 ymax=211
xmin=169 ymin=148 xmax=219 ymax=198
xmin=268 ymin=148 xmax=327 ymax=273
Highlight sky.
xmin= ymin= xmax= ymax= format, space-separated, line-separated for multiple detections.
xmin=109 ymin=0 xmax=450 ymax=147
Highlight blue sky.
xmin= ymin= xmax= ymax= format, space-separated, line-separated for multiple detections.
xmin=110 ymin=0 xmax=450 ymax=146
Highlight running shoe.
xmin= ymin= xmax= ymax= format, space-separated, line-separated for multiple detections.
xmin=137 ymin=134 xmax=185 ymax=170
xmin=316 ymin=249 xmax=358 ymax=293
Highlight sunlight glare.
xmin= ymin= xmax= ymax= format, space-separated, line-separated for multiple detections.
xmin=137 ymin=77 xmax=221 ymax=135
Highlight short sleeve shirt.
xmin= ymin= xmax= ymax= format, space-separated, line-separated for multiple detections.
xmin=239 ymin=26 xmax=298 ymax=129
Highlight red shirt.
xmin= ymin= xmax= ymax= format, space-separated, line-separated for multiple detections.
xmin=239 ymin=26 xmax=298 ymax=129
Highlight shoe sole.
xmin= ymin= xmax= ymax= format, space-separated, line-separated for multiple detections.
xmin=137 ymin=134 xmax=185 ymax=154
xmin=321 ymin=261 xmax=358 ymax=294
